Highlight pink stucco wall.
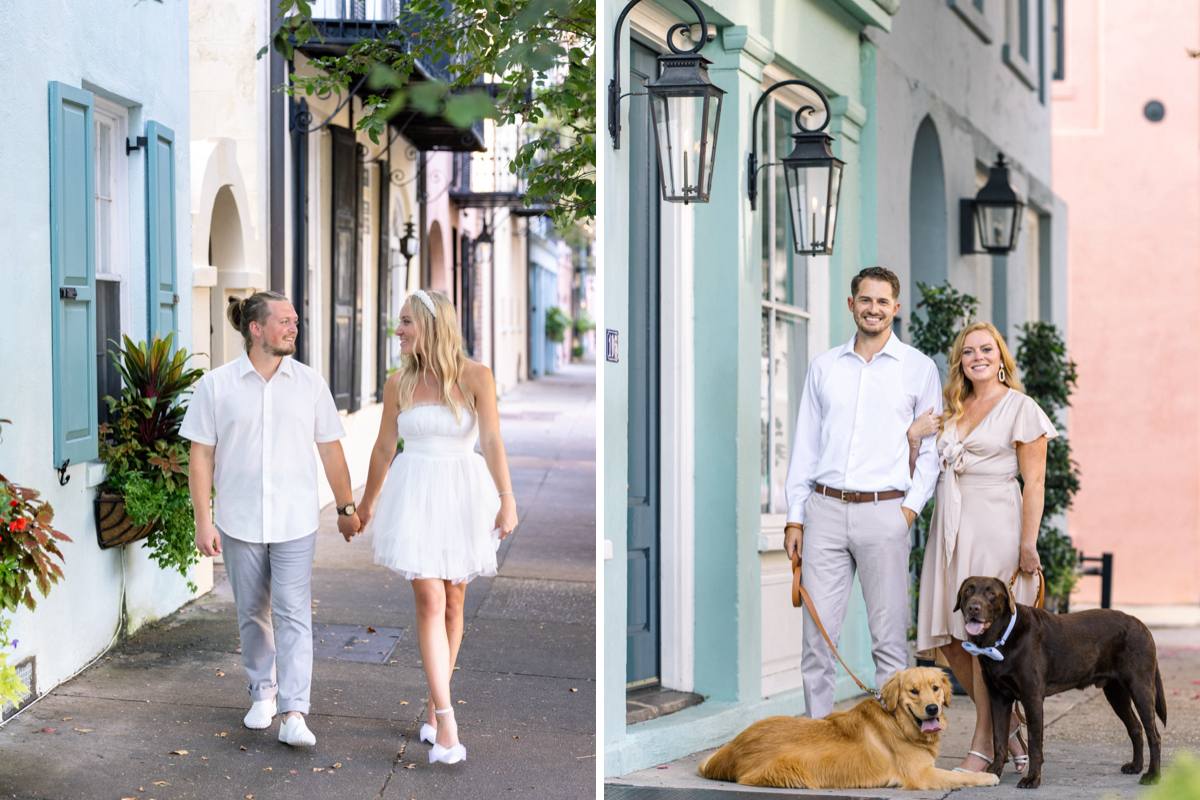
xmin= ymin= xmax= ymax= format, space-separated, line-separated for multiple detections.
xmin=1051 ymin=2 xmax=1200 ymax=605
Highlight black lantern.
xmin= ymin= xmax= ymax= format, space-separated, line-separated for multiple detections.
xmin=475 ymin=219 xmax=493 ymax=246
xmin=747 ymin=80 xmax=844 ymax=256
xmin=960 ymin=153 xmax=1024 ymax=254
xmin=608 ymin=0 xmax=725 ymax=204
xmin=398 ymin=220 xmax=418 ymax=266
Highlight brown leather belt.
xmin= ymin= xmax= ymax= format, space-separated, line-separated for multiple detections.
xmin=814 ymin=484 xmax=905 ymax=503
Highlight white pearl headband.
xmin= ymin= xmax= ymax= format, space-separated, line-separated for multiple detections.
xmin=411 ymin=289 xmax=437 ymax=318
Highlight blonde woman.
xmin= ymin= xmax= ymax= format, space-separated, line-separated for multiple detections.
xmin=910 ymin=322 xmax=1056 ymax=774
xmin=355 ymin=289 xmax=518 ymax=765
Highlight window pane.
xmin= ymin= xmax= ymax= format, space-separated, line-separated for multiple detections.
xmin=96 ymin=280 xmax=122 ymax=427
xmin=767 ymin=314 xmax=807 ymax=513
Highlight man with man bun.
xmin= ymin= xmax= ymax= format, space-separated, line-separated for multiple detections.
xmin=181 ymin=291 xmax=361 ymax=747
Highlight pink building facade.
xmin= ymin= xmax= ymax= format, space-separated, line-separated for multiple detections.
xmin=1051 ymin=1 xmax=1200 ymax=607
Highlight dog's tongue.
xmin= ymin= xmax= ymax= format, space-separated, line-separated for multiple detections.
xmin=965 ymin=620 xmax=986 ymax=636
xmin=921 ymin=718 xmax=943 ymax=733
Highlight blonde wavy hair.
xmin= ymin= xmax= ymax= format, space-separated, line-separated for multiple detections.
xmin=394 ymin=290 xmax=474 ymax=421
xmin=943 ymin=321 xmax=1024 ymax=427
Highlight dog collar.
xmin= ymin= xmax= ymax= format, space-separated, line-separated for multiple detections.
xmin=962 ymin=608 xmax=1017 ymax=661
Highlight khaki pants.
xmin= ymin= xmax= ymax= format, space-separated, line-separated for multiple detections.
xmin=800 ymin=492 xmax=911 ymax=719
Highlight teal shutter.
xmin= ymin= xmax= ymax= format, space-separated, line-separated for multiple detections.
xmin=48 ymin=81 xmax=98 ymax=466
xmin=145 ymin=121 xmax=178 ymax=341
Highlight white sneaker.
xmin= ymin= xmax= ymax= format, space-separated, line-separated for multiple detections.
xmin=278 ymin=714 xmax=316 ymax=747
xmin=243 ymin=698 xmax=277 ymax=730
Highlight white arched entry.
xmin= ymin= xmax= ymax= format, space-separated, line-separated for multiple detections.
xmin=190 ymin=138 xmax=261 ymax=370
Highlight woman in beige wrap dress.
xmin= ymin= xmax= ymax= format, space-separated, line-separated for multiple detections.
xmin=909 ymin=322 xmax=1056 ymax=773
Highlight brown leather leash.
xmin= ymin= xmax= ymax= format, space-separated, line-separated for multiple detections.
xmin=1009 ymin=566 xmax=1046 ymax=609
xmin=790 ymin=551 xmax=880 ymax=700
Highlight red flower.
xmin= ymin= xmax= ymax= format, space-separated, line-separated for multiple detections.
xmin=7 ymin=500 xmax=16 ymax=507
xmin=9 ymin=518 xmax=27 ymax=532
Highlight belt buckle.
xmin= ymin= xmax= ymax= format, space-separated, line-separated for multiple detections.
xmin=839 ymin=489 xmax=850 ymax=503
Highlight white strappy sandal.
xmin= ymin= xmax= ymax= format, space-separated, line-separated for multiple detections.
xmin=428 ymin=708 xmax=466 ymax=765
xmin=953 ymin=750 xmax=994 ymax=773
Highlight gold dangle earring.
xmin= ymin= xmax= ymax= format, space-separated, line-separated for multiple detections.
xmin=998 ymin=365 xmax=1007 ymax=384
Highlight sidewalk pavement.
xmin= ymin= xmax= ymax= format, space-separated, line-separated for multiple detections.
xmin=0 ymin=364 xmax=596 ymax=800
xmin=608 ymin=626 xmax=1200 ymax=800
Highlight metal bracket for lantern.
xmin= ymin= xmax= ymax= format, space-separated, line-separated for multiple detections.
xmin=747 ymin=79 xmax=845 ymax=256
xmin=960 ymin=153 xmax=1024 ymax=255
xmin=608 ymin=0 xmax=725 ymax=204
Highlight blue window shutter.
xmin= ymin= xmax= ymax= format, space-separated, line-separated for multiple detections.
xmin=48 ymin=81 xmax=98 ymax=466
xmin=145 ymin=121 xmax=178 ymax=341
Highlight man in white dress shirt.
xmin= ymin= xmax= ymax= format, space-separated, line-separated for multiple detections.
xmin=783 ymin=266 xmax=942 ymax=719
xmin=182 ymin=291 xmax=362 ymax=747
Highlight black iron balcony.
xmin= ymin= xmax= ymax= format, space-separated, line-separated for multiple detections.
xmin=298 ymin=0 xmax=484 ymax=151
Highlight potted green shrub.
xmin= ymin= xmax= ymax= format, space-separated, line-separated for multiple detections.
xmin=98 ymin=335 xmax=204 ymax=591
xmin=545 ymin=306 xmax=571 ymax=344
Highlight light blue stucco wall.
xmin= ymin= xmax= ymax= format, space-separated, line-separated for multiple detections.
xmin=0 ymin=1 xmax=193 ymax=698
xmin=604 ymin=0 xmax=897 ymax=778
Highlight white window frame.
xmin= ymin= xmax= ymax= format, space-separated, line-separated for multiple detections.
xmin=759 ymin=90 xmax=822 ymax=544
xmin=93 ymin=99 xmax=132 ymax=333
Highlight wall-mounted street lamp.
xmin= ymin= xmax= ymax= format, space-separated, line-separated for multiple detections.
xmin=960 ymin=154 xmax=1024 ymax=255
xmin=475 ymin=219 xmax=494 ymax=246
xmin=398 ymin=220 xmax=418 ymax=269
xmin=747 ymin=80 xmax=844 ymax=256
xmin=608 ymin=0 xmax=725 ymax=204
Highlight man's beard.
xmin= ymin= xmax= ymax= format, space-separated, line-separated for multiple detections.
xmin=267 ymin=342 xmax=296 ymax=357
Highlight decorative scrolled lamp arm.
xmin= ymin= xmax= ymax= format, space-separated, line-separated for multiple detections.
xmin=607 ymin=0 xmax=710 ymax=150
xmin=747 ymin=79 xmax=832 ymax=210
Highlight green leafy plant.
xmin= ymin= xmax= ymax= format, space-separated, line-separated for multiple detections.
xmin=1014 ymin=321 xmax=1082 ymax=602
xmin=1144 ymin=752 xmax=1200 ymax=799
xmin=268 ymin=0 xmax=596 ymax=226
xmin=571 ymin=343 xmax=584 ymax=360
xmin=572 ymin=308 xmax=595 ymax=336
xmin=545 ymin=306 xmax=571 ymax=343
xmin=0 ymin=418 xmax=71 ymax=706
xmin=100 ymin=335 xmax=205 ymax=591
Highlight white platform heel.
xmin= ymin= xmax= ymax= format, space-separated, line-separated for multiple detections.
xmin=419 ymin=721 xmax=437 ymax=745
xmin=427 ymin=708 xmax=466 ymax=765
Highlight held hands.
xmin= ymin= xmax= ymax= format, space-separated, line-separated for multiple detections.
xmin=337 ymin=512 xmax=362 ymax=543
xmin=195 ymin=520 xmax=222 ymax=557
xmin=1019 ymin=542 xmax=1041 ymax=574
xmin=907 ymin=407 xmax=940 ymax=448
xmin=494 ymin=495 xmax=518 ymax=540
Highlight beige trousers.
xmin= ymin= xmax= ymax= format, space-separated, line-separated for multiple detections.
xmin=800 ymin=492 xmax=911 ymax=719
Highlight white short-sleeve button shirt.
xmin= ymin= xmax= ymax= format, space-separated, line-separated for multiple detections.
xmin=181 ymin=354 xmax=346 ymax=544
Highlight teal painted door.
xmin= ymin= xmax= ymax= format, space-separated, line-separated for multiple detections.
xmin=529 ymin=264 xmax=547 ymax=377
xmin=626 ymin=42 xmax=661 ymax=688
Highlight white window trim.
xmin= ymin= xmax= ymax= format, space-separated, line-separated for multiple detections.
xmin=93 ymin=98 xmax=132 ymax=339
xmin=758 ymin=91 xmax=827 ymax=540
xmin=1003 ymin=0 xmax=1038 ymax=90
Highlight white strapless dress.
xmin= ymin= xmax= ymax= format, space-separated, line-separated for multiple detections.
xmin=368 ymin=404 xmax=501 ymax=583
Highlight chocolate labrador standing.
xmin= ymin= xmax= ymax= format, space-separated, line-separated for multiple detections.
xmin=955 ymin=576 xmax=1165 ymax=788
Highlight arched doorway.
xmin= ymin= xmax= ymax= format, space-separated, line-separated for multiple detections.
xmin=209 ymin=185 xmax=246 ymax=368
xmin=909 ymin=116 xmax=948 ymax=319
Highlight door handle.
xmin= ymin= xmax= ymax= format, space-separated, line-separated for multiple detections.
xmin=59 ymin=287 xmax=77 ymax=300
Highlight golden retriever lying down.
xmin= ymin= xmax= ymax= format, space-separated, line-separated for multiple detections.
xmin=699 ymin=667 xmax=999 ymax=790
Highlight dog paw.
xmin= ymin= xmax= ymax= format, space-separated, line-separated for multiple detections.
xmin=1121 ymin=761 xmax=1142 ymax=775
xmin=1138 ymin=771 xmax=1161 ymax=786
xmin=1016 ymin=773 xmax=1042 ymax=789
xmin=979 ymin=773 xmax=1001 ymax=786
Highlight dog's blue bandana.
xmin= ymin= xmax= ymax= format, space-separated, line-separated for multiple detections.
xmin=962 ymin=609 xmax=1018 ymax=661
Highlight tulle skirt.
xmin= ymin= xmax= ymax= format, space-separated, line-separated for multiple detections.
xmin=369 ymin=448 xmax=501 ymax=584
